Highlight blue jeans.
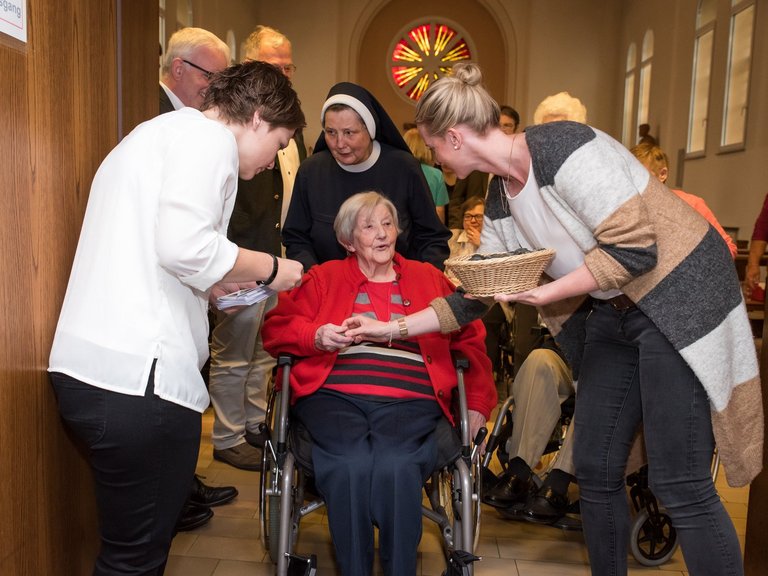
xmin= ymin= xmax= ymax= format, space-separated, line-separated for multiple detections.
xmin=50 ymin=367 xmax=201 ymax=576
xmin=573 ymin=301 xmax=743 ymax=576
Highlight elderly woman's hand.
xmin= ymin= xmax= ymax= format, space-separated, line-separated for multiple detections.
xmin=341 ymin=315 xmax=392 ymax=343
xmin=314 ymin=323 xmax=355 ymax=352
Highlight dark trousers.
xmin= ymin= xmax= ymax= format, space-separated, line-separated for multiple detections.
xmin=50 ymin=368 xmax=201 ymax=576
xmin=573 ymin=301 xmax=742 ymax=576
xmin=293 ymin=389 xmax=442 ymax=576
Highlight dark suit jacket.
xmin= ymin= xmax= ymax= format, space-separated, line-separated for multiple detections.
xmin=159 ymin=85 xmax=175 ymax=114
xmin=227 ymin=130 xmax=308 ymax=254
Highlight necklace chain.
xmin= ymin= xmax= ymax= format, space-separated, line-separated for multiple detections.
xmin=504 ymin=132 xmax=518 ymax=187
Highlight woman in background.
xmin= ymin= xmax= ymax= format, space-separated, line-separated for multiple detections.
xmin=403 ymin=126 xmax=449 ymax=223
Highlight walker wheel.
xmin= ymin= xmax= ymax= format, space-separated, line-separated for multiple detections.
xmin=629 ymin=507 xmax=679 ymax=566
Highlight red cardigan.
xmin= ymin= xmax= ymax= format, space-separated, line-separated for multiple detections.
xmin=261 ymin=254 xmax=497 ymax=422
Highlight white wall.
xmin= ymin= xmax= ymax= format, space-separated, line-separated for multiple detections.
xmin=622 ymin=0 xmax=768 ymax=239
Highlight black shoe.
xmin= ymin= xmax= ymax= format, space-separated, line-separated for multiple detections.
xmin=175 ymin=502 xmax=213 ymax=532
xmin=483 ymin=470 xmax=535 ymax=509
xmin=189 ymin=474 xmax=238 ymax=507
xmin=523 ymin=485 xmax=570 ymax=524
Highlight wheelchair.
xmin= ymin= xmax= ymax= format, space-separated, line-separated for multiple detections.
xmin=259 ymin=354 xmax=486 ymax=575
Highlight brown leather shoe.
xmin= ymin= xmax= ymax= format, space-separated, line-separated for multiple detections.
xmin=213 ymin=443 xmax=263 ymax=471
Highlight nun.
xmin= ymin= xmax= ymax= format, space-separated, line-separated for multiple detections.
xmin=282 ymin=82 xmax=450 ymax=271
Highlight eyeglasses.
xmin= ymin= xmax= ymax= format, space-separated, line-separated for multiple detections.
xmin=463 ymin=214 xmax=483 ymax=222
xmin=182 ymin=59 xmax=214 ymax=80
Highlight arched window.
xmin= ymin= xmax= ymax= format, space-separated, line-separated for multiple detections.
xmin=687 ymin=0 xmax=716 ymax=154
xmin=622 ymin=43 xmax=637 ymax=146
xmin=388 ymin=19 xmax=474 ymax=104
xmin=721 ymin=0 xmax=755 ymax=149
xmin=636 ymin=30 xmax=653 ymax=132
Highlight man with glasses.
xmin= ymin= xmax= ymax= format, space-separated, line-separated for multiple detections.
xmin=158 ymin=26 xmax=237 ymax=533
xmin=160 ymin=27 xmax=230 ymax=113
xmin=207 ymin=25 xmax=307 ymax=472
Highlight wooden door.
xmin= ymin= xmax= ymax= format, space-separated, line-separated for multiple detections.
xmin=0 ymin=1 xmax=156 ymax=573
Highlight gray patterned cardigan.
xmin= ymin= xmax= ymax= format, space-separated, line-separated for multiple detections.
xmin=433 ymin=121 xmax=763 ymax=487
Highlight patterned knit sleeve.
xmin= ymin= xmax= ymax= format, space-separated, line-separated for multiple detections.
xmin=530 ymin=124 xmax=659 ymax=291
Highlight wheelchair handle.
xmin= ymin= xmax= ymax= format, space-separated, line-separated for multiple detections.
xmin=470 ymin=427 xmax=487 ymax=461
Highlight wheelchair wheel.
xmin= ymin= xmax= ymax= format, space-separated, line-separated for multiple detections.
xmin=629 ymin=507 xmax=679 ymax=566
xmin=259 ymin=385 xmax=289 ymax=564
xmin=437 ymin=461 xmax=481 ymax=554
xmin=259 ymin=445 xmax=283 ymax=563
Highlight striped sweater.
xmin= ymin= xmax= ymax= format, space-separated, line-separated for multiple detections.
xmin=434 ymin=121 xmax=762 ymax=487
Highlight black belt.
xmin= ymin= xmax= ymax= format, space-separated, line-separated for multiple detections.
xmin=598 ymin=294 xmax=636 ymax=310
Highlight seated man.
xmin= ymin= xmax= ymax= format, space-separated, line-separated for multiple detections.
xmin=485 ymin=305 xmax=576 ymax=524
xmin=262 ymin=192 xmax=496 ymax=576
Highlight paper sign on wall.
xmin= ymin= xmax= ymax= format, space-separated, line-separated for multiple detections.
xmin=0 ymin=0 xmax=27 ymax=43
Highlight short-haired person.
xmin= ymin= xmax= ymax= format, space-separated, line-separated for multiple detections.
xmin=207 ymin=24 xmax=307 ymax=472
xmin=499 ymin=104 xmax=520 ymax=134
xmin=48 ymin=61 xmax=305 ymax=575
xmin=344 ymin=62 xmax=761 ymax=576
xmin=262 ymin=192 xmax=496 ymax=576
xmin=160 ymin=27 xmax=230 ymax=113
xmin=532 ymin=91 xmax=587 ymax=125
xmin=157 ymin=25 xmax=238 ymax=533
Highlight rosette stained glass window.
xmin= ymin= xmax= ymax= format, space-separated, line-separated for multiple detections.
xmin=389 ymin=20 xmax=474 ymax=103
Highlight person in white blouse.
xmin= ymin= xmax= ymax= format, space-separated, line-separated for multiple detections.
xmin=48 ymin=61 xmax=305 ymax=575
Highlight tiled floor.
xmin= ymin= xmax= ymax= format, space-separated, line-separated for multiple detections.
xmin=166 ymin=409 xmax=749 ymax=576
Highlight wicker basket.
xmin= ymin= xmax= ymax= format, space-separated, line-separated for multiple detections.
xmin=445 ymin=249 xmax=555 ymax=297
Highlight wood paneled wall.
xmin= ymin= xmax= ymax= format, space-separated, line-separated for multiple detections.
xmin=0 ymin=1 xmax=156 ymax=574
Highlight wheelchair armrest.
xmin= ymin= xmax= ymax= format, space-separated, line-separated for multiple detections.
xmin=277 ymin=353 xmax=294 ymax=367
xmin=452 ymin=354 xmax=469 ymax=371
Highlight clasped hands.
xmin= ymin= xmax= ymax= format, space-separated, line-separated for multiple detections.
xmin=314 ymin=315 xmax=390 ymax=352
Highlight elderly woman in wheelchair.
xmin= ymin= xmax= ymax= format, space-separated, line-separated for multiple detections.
xmin=261 ymin=191 xmax=497 ymax=576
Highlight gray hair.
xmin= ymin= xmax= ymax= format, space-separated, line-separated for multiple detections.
xmin=242 ymin=25 xmax=290 ymax=61
xmin=533 ymin=92 xmax=588 ymax=124
xmin=415 ymin=62 xmax=500 ymax=137
xmin=162 ymin=27 xmax=230 ymax=75
xmin=334 ymin=192 xmax=400 ymax=248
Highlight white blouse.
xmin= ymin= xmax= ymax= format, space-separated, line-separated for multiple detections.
xmin=49 ymin=108 xmax=240 ymax=412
